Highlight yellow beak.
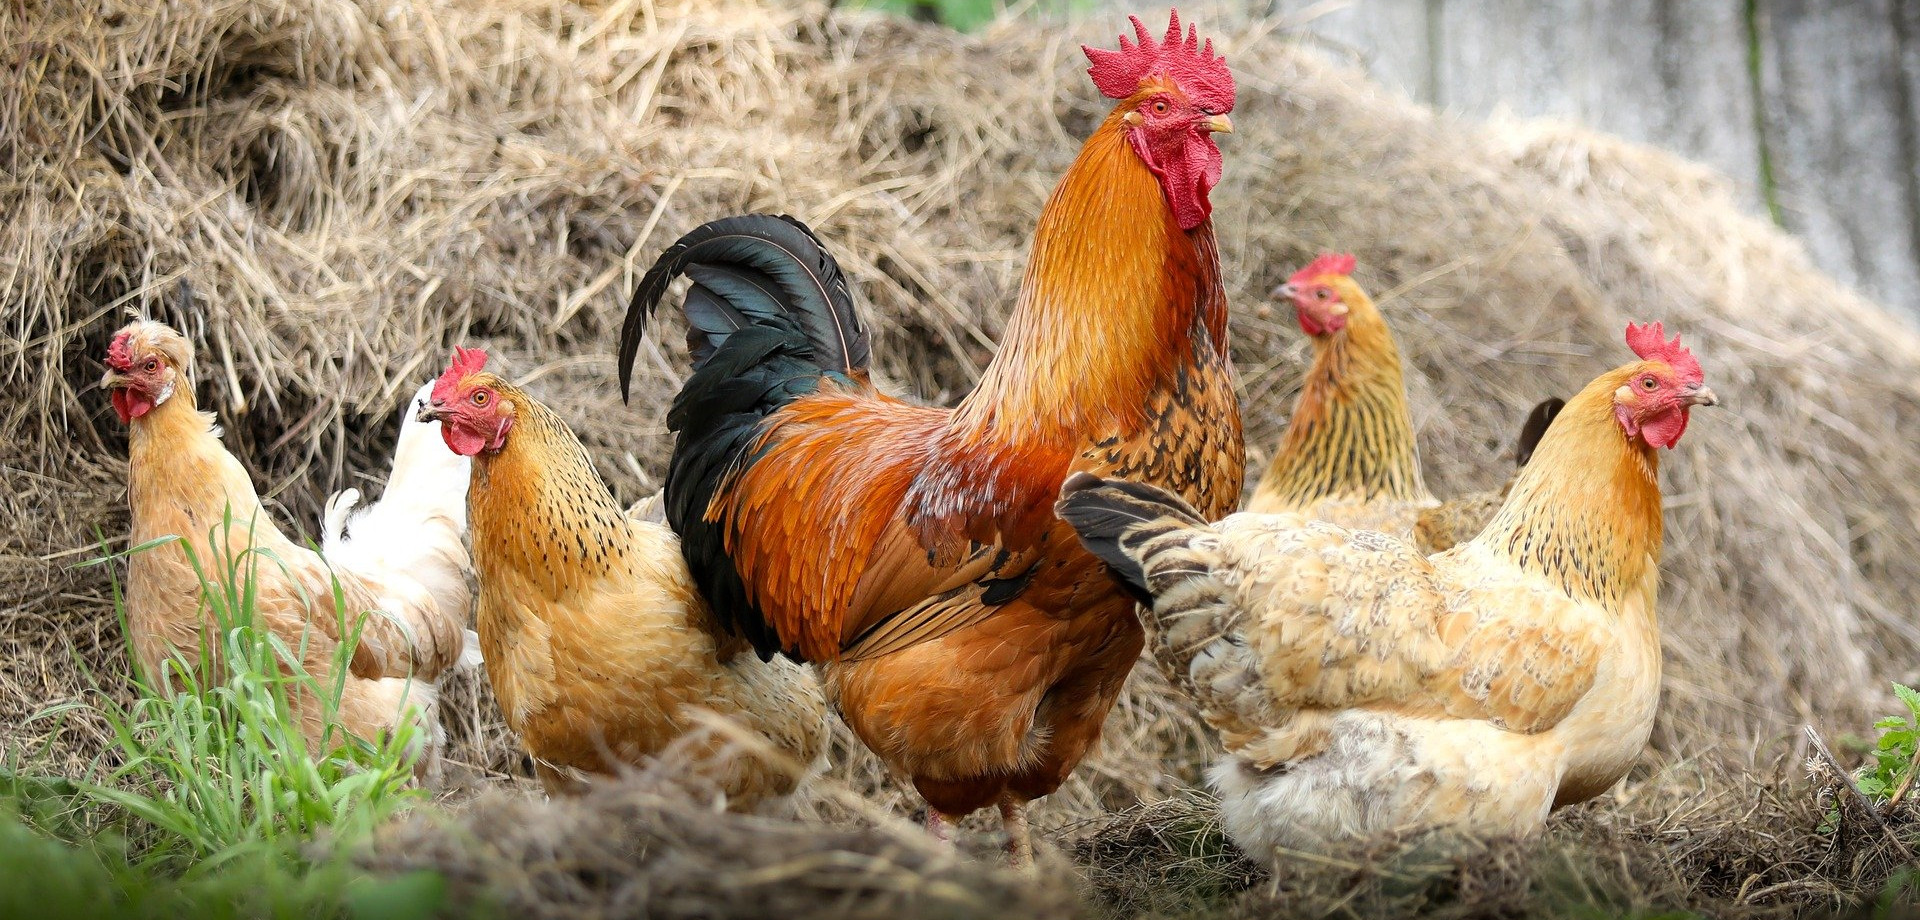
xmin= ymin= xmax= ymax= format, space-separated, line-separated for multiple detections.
xmin=1203 ymin=114 xmax=1234 ymax=135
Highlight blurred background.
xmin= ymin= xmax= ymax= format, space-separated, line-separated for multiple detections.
xmin=870 ymin=0 xmax=1920 ymax=324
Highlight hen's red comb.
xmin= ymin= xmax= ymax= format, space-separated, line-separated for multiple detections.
xmin=1289 ymin=253 xmax=1357 ymax=285
xmin=432 ymin=346 xmax=489 ymax=404
xmin=1083 ymin=9 xmax=1234 ymax=114
xmin=106 ymin=331 xmax=134 ymax=371
xmin=1625 ymin=322 xmax=1702 ymax=385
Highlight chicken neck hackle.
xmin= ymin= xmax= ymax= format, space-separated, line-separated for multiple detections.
xmin=1250 ymin=254 xmax=1429 ymax=514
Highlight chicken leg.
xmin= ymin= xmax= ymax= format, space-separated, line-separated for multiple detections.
xmin=999 ymin=792 xmax=1032 ymax=868
xmin=926 ymin=809 xmax=954 ymax=844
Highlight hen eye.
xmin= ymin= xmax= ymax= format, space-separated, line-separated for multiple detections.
xmin=143 ymin=358 xmax=158 ymax=372
xmin=1314 ymin=289 xmax=1330 ymax=301
xmin=1640 ymin=377 xmax=1658 ymax=390
xmin=1152 ymin=100 xmax=1169 ymax=115
xmin=472 ymin=391 xmax=489 ymax=406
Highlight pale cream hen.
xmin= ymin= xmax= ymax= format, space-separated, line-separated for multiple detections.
xmin=1059 ymin=322 xmax=1716 ymax=855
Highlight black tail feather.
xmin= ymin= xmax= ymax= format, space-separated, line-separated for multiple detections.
xmin=625 ymin=214 xmax=871 ymax=662
xmin=1514 ymin=396 xmax=1565 ymax=469
xmin=1055 ymin=472 xmax=1209 ymax=604
xmin=619 ymin=213 xmax=867 ymax=402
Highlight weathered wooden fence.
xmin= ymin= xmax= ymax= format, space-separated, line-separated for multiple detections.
xmin=1269 ymin=0 xmax=1920 ymax=322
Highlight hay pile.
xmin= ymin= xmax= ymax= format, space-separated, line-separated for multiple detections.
xmin=5 ymin=0 xmax=1920 ymax=915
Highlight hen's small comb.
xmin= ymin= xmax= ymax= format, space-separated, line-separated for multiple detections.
xmin=1082 ymin=9 xmax=1234 ymax=114
xmin=1289 ymin=252 xmax=1357 ymax=286
xmin=1625 ymin=322 xmax=1702 ymax=385
xmin=432 ymin=346 xmax=489 ymax=404
xmin=106 ymin=331 xmax=134 ymax=371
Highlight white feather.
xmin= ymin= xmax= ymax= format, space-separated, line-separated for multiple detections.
xmin=320 ymin=380 xmax=476 ymax=663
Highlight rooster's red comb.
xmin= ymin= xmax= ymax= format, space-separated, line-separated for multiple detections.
xmin=1082 ymin=9 xmax=1234 ymax=114
xmin=1289 ymin=253 xmax=1357 ymax=286
xmin=432 ymin=346 xmax=489 ymax=403
xmin=1625 ymin=322 xmax=1702 ymax=385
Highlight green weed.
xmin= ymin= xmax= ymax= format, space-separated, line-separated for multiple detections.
xmin=1856 ymin=683 xmax=1920 ymax=806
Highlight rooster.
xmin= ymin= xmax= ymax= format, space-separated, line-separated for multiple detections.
xmin=1249 ymin=254 xmax=1562 ymax=553
xmin=102 ymin=320 xmax=473 ymax=765
xmin=1058 ymin=322 xmax=1716 ymax=854
xmin=422 ymin=348 xmax=828 ymax=806
xmin=618 ymin=11 xmax=1243 ymax=860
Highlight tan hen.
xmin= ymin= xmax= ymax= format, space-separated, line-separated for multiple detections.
xmin=104 ymin=321 xmax=474 ymax=768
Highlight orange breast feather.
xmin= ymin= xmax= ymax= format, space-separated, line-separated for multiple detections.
xmin=716 ymin=387 xmax=1078 ymax=663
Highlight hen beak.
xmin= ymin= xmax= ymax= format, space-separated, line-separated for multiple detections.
xmin=100 ymin=369 xmax=129 ymax=390
xmin=1203 ymin=114 xmax=1234 ymax=135
xmin=1686 ymin=385 xmax=1720 ymax=408
xmin=417 ymin=399 xmax=448 ymax=423
xmin=1271 ymin=282 xmax=1297 ymax=300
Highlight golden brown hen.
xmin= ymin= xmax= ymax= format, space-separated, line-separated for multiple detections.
xmin=424 ymin=348 xmax=827 ymax=808
xmin=104 ymin=321 xmax=473 ymax=766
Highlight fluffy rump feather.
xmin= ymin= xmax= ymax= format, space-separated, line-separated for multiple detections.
xmin=322 ymin=379 xmax=477 ymax=668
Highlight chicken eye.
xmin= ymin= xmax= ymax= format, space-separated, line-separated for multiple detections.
xmin=472 ymin=390 xmax=489 ymax=406
xmin=1314 ymin=289 xmax=1330 ymax=301
xmin=143 ymin=358 xmax=158 ymax=372
xmin=1151 ymin=100 xmax=1169 ymax=115
xmin=1640 ymin=376 xmax=1658 ymax=390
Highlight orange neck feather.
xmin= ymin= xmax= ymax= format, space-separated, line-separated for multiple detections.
xmin=952 ymin=104 xmax=1228 ymax=444
xmin=126 ymin=386 xmax=226 ymax=499
xmin=127 ymin=382 xmax=205 ymax=450
xmin=1473 ymin=366 xmax=1664 ymax=605
xmin=467 ymin=383 xmax=630 ymax=596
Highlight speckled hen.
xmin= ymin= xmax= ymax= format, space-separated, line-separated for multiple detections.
xmin=424 ymin=349 xmax=827 ymax=808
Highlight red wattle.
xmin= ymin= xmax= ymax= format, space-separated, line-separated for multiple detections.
xmin=1296 ymin=305 xmax=1324 ymax=336
xmin=111 ymin=388 xmax=153 ymax=422
xmin=1639 ymin=408 xmax=1690 ymax=450
xmin=1128 ymin=128 xmax=1222 ymax=231
xmin=442 ymin=422 xmax=489 ymax=457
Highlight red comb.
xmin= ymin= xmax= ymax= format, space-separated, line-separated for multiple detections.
xmin=432 ymin=346 xmax=489 ymax=403
xmin=1625 ymin=322 xmax=1702 ymax=385
xmin=1289 ymin=253 xmax=1357 ymax=285
xmin=1082 ymin=9 xmax=1234 ymax=114
xmin=106 ymin=331 xmax=134 ymax=371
